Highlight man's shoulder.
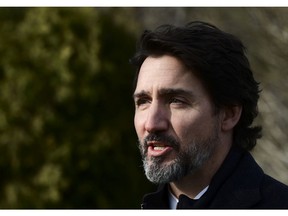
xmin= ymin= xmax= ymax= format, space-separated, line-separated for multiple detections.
xmin=221 ymin=148 xmax=288 ymax=208
xmin=242 ymin=151 xmax=288 ymax=207
xmin=242 ymin=150 xmax=288 ymax=196
xmin=252 ymin=173 xmax=288 ymax=208
xmin=262 ymin=174 xmax=288 ymax=196
xmin=242 ymin=150 xmax=288 ymax=195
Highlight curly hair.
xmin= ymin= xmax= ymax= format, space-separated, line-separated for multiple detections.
xmin=130 ymin=21 xmax=262 ymax=151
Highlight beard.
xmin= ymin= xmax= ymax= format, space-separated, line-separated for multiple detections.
xmin=138 ymin=127 xmax=220 ymax=184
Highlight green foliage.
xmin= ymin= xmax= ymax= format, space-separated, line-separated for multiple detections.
xmin=0 ymin=8 xmax=154 ymax=208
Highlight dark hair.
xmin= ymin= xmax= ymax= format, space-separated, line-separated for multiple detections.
xmin=130 ymin=21 xmax=262 ymax=151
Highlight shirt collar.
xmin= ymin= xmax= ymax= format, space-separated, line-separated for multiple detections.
xmin=168 ymin=186 xmax=209 ymax=209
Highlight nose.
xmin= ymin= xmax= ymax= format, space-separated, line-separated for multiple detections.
xmin=144 ymin=101 xmax=169 ymax=133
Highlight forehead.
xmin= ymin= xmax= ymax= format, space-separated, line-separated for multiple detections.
xmin=134 ymin=55 xmax=207 ymax=96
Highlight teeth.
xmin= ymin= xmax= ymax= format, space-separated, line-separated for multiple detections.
xmin=154 ymin=146 xmax=165 ymax=151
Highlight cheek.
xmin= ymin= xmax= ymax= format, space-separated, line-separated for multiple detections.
xmin=134 ymin=112 xmax=144 ymax=137
xmin=171 ymin=112 xmax=212 ymax=141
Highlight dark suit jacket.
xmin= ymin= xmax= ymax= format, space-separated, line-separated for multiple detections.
xmin=141 ymin=147 xmax=288 ymax=209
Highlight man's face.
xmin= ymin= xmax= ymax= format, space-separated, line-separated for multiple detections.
xmin=133 ymin=55 xmax=221 ymax=184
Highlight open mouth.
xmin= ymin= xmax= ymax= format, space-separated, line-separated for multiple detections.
xmin=151 ymin=143 xmax=166 ymax=151
xmin=147 ymin=141 xmax=173 ymax=157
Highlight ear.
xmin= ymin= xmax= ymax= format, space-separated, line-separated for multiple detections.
xmin=220 ymin=105 xmax=242 ymax=131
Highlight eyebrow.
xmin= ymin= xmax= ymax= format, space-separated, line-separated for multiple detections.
xmin=133 ymin=90 xmax=150 ymax=100
xmin=133 ymin=88 xmax=196 ymax=100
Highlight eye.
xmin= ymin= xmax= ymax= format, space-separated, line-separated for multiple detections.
xmin=135 ymin=97 xmax=151 ymax=108
xmin=169 ymin=97 xmax=190 ymax=108
xmin=169 ymin=97 xmax=185 ymax=104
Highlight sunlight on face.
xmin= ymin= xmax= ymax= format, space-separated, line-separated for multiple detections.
xmin=134 ymin=55 xmax=221 ymax=183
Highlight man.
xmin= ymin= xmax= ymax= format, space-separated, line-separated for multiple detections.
xmin=130 ymin=21 xmax=288 ymax=209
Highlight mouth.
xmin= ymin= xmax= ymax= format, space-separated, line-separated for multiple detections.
xmin=147 ymin=141 xmax=173 ymax=157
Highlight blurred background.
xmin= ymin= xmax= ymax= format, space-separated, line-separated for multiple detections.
xmin=0 ymin=7 xmax=287 ymax=208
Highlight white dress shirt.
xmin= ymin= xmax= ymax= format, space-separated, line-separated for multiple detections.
xmin=168 ymin=186 xmax=209 ymax=209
